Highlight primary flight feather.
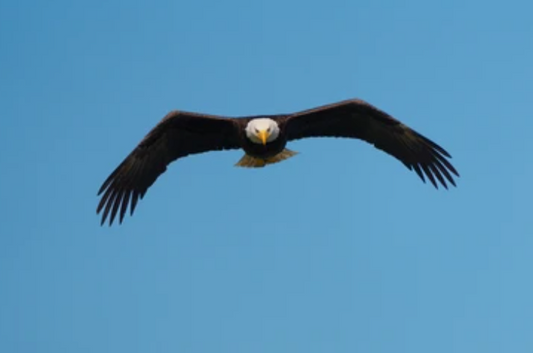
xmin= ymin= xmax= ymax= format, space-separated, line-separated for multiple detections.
xmin=97 ymin=98 xmax=459 ymax=226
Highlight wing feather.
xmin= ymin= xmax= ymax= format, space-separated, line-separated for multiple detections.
xmin=97 ymin=111 xmax=241 ymax=226
xmin=280 ymin=99 xmax=459 ymax=188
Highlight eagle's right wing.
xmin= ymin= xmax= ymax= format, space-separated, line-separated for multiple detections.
xmin=97 ymin=111 xmax=241 ymax=226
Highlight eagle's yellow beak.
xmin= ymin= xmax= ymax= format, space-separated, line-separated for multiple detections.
xmin=258 ymin=130 xmax=270 ymax=145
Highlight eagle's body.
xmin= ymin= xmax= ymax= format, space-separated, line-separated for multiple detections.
xmin=97 ymin=98 xmax=460 ymax=226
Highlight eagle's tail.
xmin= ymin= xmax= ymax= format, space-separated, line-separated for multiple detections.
xmin=235 ymin=149 xmax=298 ymax=168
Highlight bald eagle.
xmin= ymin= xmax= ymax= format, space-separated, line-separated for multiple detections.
xmin=97 ymin=98 xmax=459 ymax=226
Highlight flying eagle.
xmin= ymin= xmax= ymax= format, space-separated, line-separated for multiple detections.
xmin=97 ymin=98 xmax=459 ymax=226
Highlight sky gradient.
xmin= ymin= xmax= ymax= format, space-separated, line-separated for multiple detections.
xmin=1 ymin=0 xmax=532 ymax=352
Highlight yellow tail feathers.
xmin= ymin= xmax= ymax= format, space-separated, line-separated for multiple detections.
xmin=235 ymin=149 xmax=298 ymax=168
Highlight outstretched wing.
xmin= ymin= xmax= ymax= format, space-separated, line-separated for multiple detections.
xmin=280 ymin=99 xmax=459 ymax=188
xmin=97 ymin=111 xmax=242 ymax=226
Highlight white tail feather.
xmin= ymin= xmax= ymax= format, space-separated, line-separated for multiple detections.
xmin=235 ymin=149 xmax=298 ymax=168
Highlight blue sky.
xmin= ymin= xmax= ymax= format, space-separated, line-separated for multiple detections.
xmin=1 ymin=0 xmax=532 ymax=352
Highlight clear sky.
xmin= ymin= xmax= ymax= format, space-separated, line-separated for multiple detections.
xmin=1 ymin=0 xmax=532 ymax=352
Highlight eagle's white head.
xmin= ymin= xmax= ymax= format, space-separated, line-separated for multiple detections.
xmin=245 ymin=118 xmax=280 ymax=145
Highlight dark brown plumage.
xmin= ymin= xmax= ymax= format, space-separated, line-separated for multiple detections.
xmin=97 ymin=98 xmax=459 ymax=226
